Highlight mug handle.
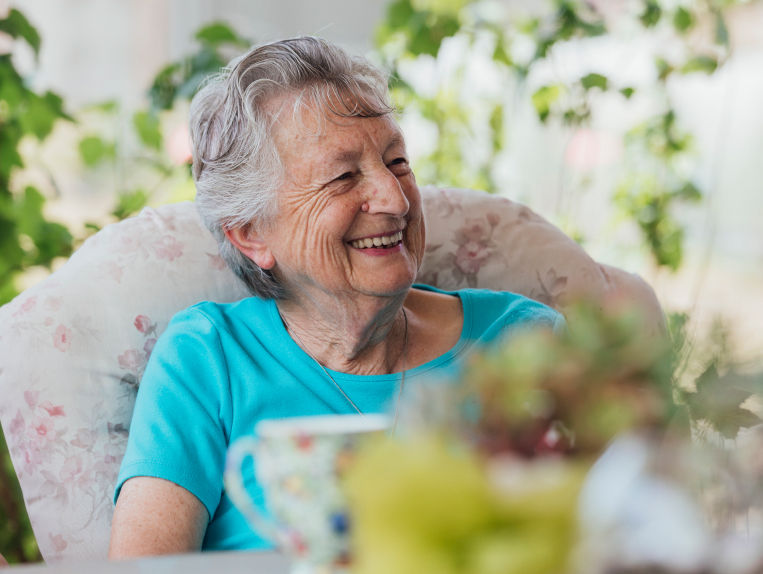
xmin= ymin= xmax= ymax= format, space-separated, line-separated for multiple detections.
xmin=224 ymin=436 xmax=283 ymax=546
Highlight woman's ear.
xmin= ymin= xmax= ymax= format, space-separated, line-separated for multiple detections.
xmin=224 ymin=226 xmax=276 ymax=270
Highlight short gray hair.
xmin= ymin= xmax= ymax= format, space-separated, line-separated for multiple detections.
xmin=189 ymin=36 xmax=393 ymax=299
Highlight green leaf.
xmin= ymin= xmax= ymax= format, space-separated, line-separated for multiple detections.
xmin=580 ymin=72 xmax=608 ymax=91
xmin=0 ymin=9 xmax=41 ymax=57
xmin=0 ymin=274 xmax=19 ymax=305
xmin=681 ymin=55 xmax=718 ymax=75
xmin=0 ymin=199 xmax=24 ymax=272
xmin=83 ymin=99 xmax=119 ymax=113
xmin=132 ymin=110 xmax=162 ymax=151
xmin=674 ymin=181 xmax=701 ymax=201
xmin=655 ymin=57 xmax=673 ymax=81
xmin=176 ymin=70 xmax=214 ymax=100
xmin=0 ymin=123 xmax=24 ymax=182
xmin=719 ymin=372 xmax=763 ymax=396
xmin=387 ymin=0 xmax=416 ymax=30
xmin=0 ymin=55 xmax=26 ymax=108
xmin=639 ymin=0 xmax=662 ymax=28
xmin=666 ymin=311 xmax=689 ymax=356
xmin=715 ymin=11 xmax=729 ymax=47
xmin=672 ymin=7 xmax=693 ymax=33
xmin=18 ymin=91 xmax=70 ymax=140
xmin=686 ymin=363 xmax=761 ymax=439
xmin=195 ymin=22 xmax=248 ymax=48
xmin=408 ymin=11 xmax=459 ymax=57
xmin=492 ymin=35 xmax=513 ymax=67
xmin=147 ymin=62 xmax=182 ymax=111
xmin=78 ymin=135 xmax=116 ymax=167
xmin=620 ymin=87 xmax=635 ymax=99
xmin=531 ymin=85 xmax=562 ymax=123
xmin=14 ymin=186 xmax=72 ymax=267
xmin=111 ymin=189 xmax=149 ymax=220
xmin=489 ymin=105 xmax=504 ymax=152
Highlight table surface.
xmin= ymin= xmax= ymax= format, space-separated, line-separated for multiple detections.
xmin=8 ymin=551 xmax=291 ymax=573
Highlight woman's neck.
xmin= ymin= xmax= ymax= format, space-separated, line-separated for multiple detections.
xmin=276 ymin=291 xmax=409 ymax=376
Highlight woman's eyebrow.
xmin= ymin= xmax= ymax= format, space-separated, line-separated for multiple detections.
xmin=384 ymin=135 xmax=406 ymax=154
xmin=328 ymin=149 xmax=361 ymax=164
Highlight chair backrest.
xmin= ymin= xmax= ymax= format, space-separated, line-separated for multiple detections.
xmin=0 ymin=186 xmax=664 ymax=561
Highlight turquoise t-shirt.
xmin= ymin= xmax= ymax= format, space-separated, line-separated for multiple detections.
xmin=114 ymin=285 xmax=563 ymax=550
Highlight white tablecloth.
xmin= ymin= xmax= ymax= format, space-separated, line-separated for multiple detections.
xmin=8 ymin=552 xmax=290 ymax=573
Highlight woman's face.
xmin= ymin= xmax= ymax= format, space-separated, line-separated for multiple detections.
xmin=253 ymin=98 xmax=425 ymax=304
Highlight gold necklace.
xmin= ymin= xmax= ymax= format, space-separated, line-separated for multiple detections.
xmin=278 ymin=307 xmax=409 ymax=426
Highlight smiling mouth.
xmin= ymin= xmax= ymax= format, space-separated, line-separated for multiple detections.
xmin=349 ymin=230 xmax=404 ymax=249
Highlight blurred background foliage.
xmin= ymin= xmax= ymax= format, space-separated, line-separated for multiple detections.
xmin=0 ymin=0 xmax=758 ymax=564
xmin=374 ymin=0 xmax=739 ymax=271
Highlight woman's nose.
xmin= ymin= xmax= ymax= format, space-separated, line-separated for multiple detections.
xmin=363 ymin=169 xmax=410 ymax=216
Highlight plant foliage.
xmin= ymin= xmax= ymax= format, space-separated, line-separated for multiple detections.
xmin=374 ymin=0 xmax=744 ymax=270
xmin=0 ymin=9 xmax=73 ymax=306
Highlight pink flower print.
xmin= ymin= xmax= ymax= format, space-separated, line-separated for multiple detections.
xmin=143 ymin=337 xmax=157 ymax=356
xmin=49 ymin=534 xmax=68 ymax=553
xmin=153 ymin=235 xmax=183 ymax=261
xmin=32 ymin=417 xmax=54 ymax=438
xmin=40 ymin=402 xmax=65 ymax=417
xmin=71 ymin=428 xmax=96 ymax=449
xmin=24 ymin=390 xmax=39 ymax=409
xmin=105 ymin=261 xmax=124 ymax=283
xmin=461 ymin=217 xmax=492 ymax=242
xmin=53 ymin=324 xmax=72 ymax=352
xmin=102 ymin=442 xmax=123 ymax=464
xmin=116 ymin=234 xmax=139 ymax=254
xmin=207 ymin=252 xmax=227 ymax=270
xmin=59 ymin=455 xmax=84 ymax=482
xmin=9 ymin=411 xmax=24 ymax=436
xmin=134 ymin=314 xmax=155 ymax=335
xmin=14 ymin=295 xmax=37 ymax=317
xmin=44 ymin=296 xmax=63 ymax=311
xmin=454 ymin=241 xmax=491 ymax=275
xmin=118 ymin=349 xmax=144 ymax=373
xmin=24 ymin=445 xmax=44 ymax=472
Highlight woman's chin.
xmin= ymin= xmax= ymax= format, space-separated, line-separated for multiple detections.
xmin=352 ymin=273 xmax=416 ymax=299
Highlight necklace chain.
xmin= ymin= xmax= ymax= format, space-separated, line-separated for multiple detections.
xmin=278 ymin=307 xmax=408 ymax=426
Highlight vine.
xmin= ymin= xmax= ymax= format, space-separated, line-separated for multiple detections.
xmin=374 ymin=0 xmax=745 ymax=271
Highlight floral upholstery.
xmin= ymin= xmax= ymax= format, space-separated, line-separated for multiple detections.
xmin=0 ymin=186 xmax=663 ymax=561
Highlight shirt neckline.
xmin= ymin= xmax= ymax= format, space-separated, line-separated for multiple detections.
xmin=267 ymin=285 xmax=473 ymax=383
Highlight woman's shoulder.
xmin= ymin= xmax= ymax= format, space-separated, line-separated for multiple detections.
xmin=413 ymin=283 xmax=562 ymax=333
xmin=413 ymin=283 xmax=553 ymax=312
xmin=169 ymin=296 xmax=274 ymax=328
xmin=154 ymin=297 xmax=280 ymax=353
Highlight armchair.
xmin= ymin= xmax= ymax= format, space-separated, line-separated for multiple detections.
xmin=0 ymin=186 xmax=663 ymax=561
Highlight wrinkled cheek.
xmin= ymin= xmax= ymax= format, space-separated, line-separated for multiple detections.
xmin=312 ymin=238 xmax=346 ymax=280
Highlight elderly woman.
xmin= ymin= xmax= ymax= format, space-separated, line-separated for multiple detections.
xmin=109 ymin=37 xmax=563 ymax=556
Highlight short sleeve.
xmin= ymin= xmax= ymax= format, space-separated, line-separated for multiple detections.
xmin=114 ymin=306 xmax=233 ymax=521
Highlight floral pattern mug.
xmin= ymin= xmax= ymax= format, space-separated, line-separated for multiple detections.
xmin=225 ymin=414 xmax=390 ymax=573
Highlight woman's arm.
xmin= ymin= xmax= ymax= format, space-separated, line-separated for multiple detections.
xmin=109 ymin=476 xmax=209 ymax=558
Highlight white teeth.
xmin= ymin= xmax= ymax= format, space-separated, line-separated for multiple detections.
xmin=351 ymin=231 xmax=403 ymax=249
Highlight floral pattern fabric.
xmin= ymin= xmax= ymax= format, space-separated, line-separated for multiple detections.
xmin=0 ymin=186 xmax=663 ymax=561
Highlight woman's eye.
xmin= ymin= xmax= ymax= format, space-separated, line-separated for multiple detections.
xmin=334 ymin=172 xmax=353 ymax=182
xmin=388 ymin=158 xmax=411 ymax=173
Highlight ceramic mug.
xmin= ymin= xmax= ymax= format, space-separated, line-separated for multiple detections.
xmin=225 ymin=414 xmax=390 ymax=573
